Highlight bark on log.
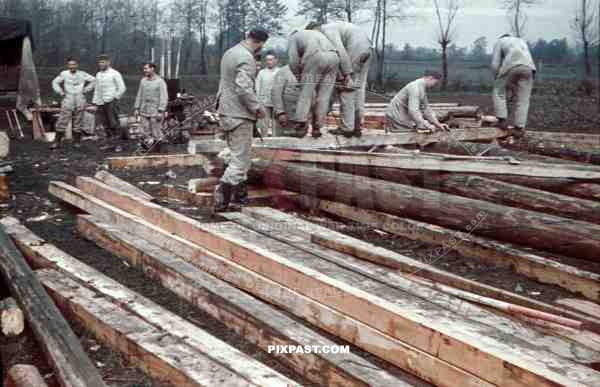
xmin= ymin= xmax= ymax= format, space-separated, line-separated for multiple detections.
xmin=0 ymin=219 xmax=106 ymax=387
xmin=248 ymin=159 xmax=600 ymax=261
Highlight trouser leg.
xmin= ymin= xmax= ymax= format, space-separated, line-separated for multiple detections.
xmin=140 ymin=116 xmax=152 ymax=137
xmin=314 ymin=54 xmax=339 ymax=129
xmin=338 ymin=89 xmax=356 ymax=132
xmin=354 ymin=57 xmax=370 ymax=131
xmin=55 ymin=109 xmax=72 ymax=135
xmin=221 ymin=121 xmax=253 ymax=186
xmin=296 ymin=70 xmax=319 ymax=123
xmin=492 ymin=74 xmax=509 ymax=120
xmin=513 ymin=69 xmax=534 ymax=128
xmin=151 ymin=116 xmax=165 ymax=140
xmin=72 ymin=108 xmax=83 ymax=134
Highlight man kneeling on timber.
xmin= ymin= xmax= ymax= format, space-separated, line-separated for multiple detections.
xmin=491 ymin=34 xmax=536 ymax=138
xmin=133 ymin=62 xmax=168 ymax=150
xmin=214 ymin=27 xmax=269 ymax=212
xmin=385 ymin=72 xmax=449 ymax=133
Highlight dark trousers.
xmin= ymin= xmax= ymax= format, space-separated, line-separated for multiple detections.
xmin=98 ymin=100 xmax=121 ymax=137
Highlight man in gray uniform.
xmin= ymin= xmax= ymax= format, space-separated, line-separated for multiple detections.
xmin=271 ymin=64 xmax=305 ymax=137
xmin=133 ymin=63 xmax=168 ymax=149
xmin=491 ymin=34 xmax=536 ymax=138
xmin=214 ymin=27 xmax=269 ymax=212
xmin=385 ymin=73 xmax=449 ymax=133
xmin=52 ymin=58 xmax=95 ymax=143
xmin=288 ymin=29 xmax=340 ymax=138
xmin=256 ymin=53 xmax=279 ymax=135
xmin=312 ymin=21 xmax=372 ymax=138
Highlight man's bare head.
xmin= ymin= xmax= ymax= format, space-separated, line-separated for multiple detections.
xmin=97 ymin=54 xmax=111 ymax=71
xmin=265 ymin=54 xmax=277 ymax=69
xmin=66 ymin=57 xmax=78 ymax=73
xmin=143 ymin=62 xmax=157 ymax=78
xmin=246 ymin=27 xmax=269 ymax=53
xmin=423 ymin=71 xmax=443 ymax=88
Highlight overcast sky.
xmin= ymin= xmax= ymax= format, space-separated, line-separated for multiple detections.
xmin=273 ymin=0 xmax=579 ymax=51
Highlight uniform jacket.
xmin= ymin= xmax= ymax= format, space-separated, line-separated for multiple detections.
xmin=287 ymin=30 xmax=337 ymax=75
xmin=320 ymin=22 xmax=372 ymax=76
xmin=52 ymin=70 xmax=95 ymax=109
xmin=271 ymin=65 xmax=303 ymax=118
xmin=134 ymin=75 xmax=168 ymax=116
xmin=217 ymin=41 xmax=260 ymax=122
xmin=386 ymin=78 xmax=436 ymax=129
xmin=92 ymin=67 xmax=126 ymax=105
xmin=491 ymin=36 xmax=536 ymax=78
xmin=256 ymin=67 xmax=279 ymax=107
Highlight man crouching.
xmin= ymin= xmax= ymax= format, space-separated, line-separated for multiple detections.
xmin=214 ymin=27 xmax=269 ymax=212
xmin=134 ymin=63 xmax=168 ymax=150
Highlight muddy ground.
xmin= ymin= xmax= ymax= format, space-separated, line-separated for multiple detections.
xmin=0 ymin=89 xmax=599 ymax=386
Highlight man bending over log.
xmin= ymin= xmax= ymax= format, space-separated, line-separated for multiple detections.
xmin=214 ymin=27 xmax=269 ymax=212
xmin=385 ymin=72 xmax=449 ymax=134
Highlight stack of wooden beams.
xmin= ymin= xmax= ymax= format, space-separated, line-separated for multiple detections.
xmin=36 ymin=167 xmax=600 ymax=386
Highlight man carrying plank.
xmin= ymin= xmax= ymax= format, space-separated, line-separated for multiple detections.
xmin=385 ymin=72 xmax=449 ymax=134
xmin=491 ymin=34 xmax=536 ymax=138
xmin=214 ymin=27 xmax=269 ymax=212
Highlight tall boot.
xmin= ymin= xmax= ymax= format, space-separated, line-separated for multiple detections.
xmin=213 ymin=182 xmax=232 ymax=212
xmin=311 ymin=126 xmax=322 ymax=138
xmin=231 ymin=181 xmax=250 ymax=210
xmin=328 ymin=127 xmax=353 ymax=138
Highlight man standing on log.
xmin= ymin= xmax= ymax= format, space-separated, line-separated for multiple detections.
xmin=271 ymin=64 xmax=306 ymax=137
xmin=309 ymin=21 xmax=372 ymax=138
xmin=385 ymin=73 xmax=449 ymax=133
xmin=256 ymin=53 xmax=279 ymax=136
xmin=288 ymin=29 xmax=340 ymax=138
xmin=214 ymin=27 xmax=269 ymax=212
xmin=51 ymin=57 xmax=95 ymax=146
xmin=92 ymin=54 xmax=126 ymax=139
xmin=133 ymin=63 xmax=168 ymax=150
xmin=491 ymin=34 xmax=536 ymax=138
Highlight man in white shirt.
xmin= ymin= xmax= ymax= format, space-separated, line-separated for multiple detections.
xmin=51 ymin=57 xmax=95 ymax=143
xmin=92 ymin=54 xmax=126 ymax=138
xmin=255 ymin=53 xmax=279 ymax=135
xmin=491 ymin=34 xmax=536 ymax=138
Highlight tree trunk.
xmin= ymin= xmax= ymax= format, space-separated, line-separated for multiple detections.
xmin=584 ymin=40 xmax=591 ymax=78
xmin=441 ymin=42 xmax=448 ymax=90
xmin=248 ymin=160 xmax=600 ymax=261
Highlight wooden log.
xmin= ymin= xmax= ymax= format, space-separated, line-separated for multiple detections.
xmin=45 ymin=184 xmax=488 ymax=387
xmin=0 ymin=297 xmax=24 ymax=336
xmin=188 ymin=127 xmax=509 ymax=153
xmin=38 ymin=269 xmax=269 ymax=387
xmin=248 ymin=159 xmax=600 ymax=261
xmin=252 ymin=147 xmax=600 ymax=180
xmin=556 ymin=299 xmax=600 ymax=319
xmin=188 ymin=177 xmax=219 ymax=193
xmin=4 ymin=365 xmax=48 ymax=387
xmin=314 ymin=199 xmax=600 ymax=301
xmin=0 ymin=222 xmax=106 ymax=387
xmin=241 ymin=206 xmax=600 ymax=327
xmin=94 ymin=171 xmax=153 ymax=201
xmin=72 ymin=216 xmax=427 ymax=387
xmin=224 ymin=210 xmax=600 ymax=365
xmin=56 ymin=178 xmax=600 ymax=386
xmin=106 ymin=153 xmax=208 ymax=169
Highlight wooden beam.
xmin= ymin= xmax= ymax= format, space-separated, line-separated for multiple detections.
xmin=556 ymin=299 xmax=600 ymax=320
xmin=93 ymin=171 xmax=153 ymax=201
xmin=158 ymin=184 xmax=294 ymax=207
xmin=106 ymin=153 xmax=208 ymax=170
xmin=0 ymin=223 xmax=106 ymax=387
xmin=73 ymin=216 xmax=429 ymax=387
xmin=188 ymin=177 xmax=219 ymax=193
xmin=252 ymin=148 xmax=600 ymax=180
xmin=241 ymin=206 xmax=600 ymax=327
xmin=45 ymin=183 xmax=487 ymax=387
xmin=223 ymin=210 xmax=600 ymax=365
xmin=38 ymin=269 xmax=267 ymax=387
xmin=188 ymin=127 xmax=508 ymax=153
xmin=314 ymin=199 xmax=600 ymax=301
xmin=248 ymin=159 xmax=600 ymax=261
xmin=4 ymin=365 xmax=48 ymax=387
xmin=58 ymin=178 xmax=600 ymax=386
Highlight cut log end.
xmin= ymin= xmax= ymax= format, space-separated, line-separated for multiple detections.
xmin=1 ymin=297 xmax=25 ymax=337
xmin=4 ymin=364 xmax=48 ymax=387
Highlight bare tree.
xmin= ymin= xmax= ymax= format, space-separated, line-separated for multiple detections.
xmin=571 ymin=0 xmax=596 ymax=78
xmin=500 ymin=0 xmax=540 ymax=37
xmin=343 ymin=0 xmax=368 ymax=22
xmin=433 ymin=0 xmax=460 ymax=90
xmin=297 ymin=0 xmax=344 ymax=24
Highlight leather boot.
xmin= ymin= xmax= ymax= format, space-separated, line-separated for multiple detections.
xmin=293 ymin=122 xmax=308 ymax=138
xmin=352 ymin=128 xmax=362 ymax=138
xmin=328 ymin=127 xmax=353 ymax=138
xmin=495 ymin=118 xmax=508 ymax=130
xmin=213 ymin=182 xmax=232 ymax=212
xmin=231 ymin=181 xmax=250 ymax=208
xmin=311 ymin=126 xmax=322 ymax=138
xmin=512 ymin=127 xmax=526 ymax=139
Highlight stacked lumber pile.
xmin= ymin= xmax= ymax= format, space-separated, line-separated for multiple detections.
xmin=35 ymin=163 xmax=600 ymax=386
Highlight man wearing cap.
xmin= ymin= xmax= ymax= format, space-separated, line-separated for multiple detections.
xmin=287 ymin=29 xmax=340 ymax=138
xmin=51 ymin=57 xmax=95 ymax=144
xmin=309 ymin=21 xmax=372 ymax=138
xmin=213 ymin=27 xmax=269 ymax=212
xmin=491 ymin=34 xmax=536 ymax=138
xmin=92 ymin=54 xmax=126 ymax=139
xmin=385 ymin=73 xmax=449 ymax=133
xmin=133 ymin=62 xmax=168 ymax=149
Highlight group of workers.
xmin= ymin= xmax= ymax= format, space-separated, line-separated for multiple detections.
xmin=52 ymin=55 xmax=167 ymax=149
xmin=50 ymin=21 xmax=536 ymax=213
